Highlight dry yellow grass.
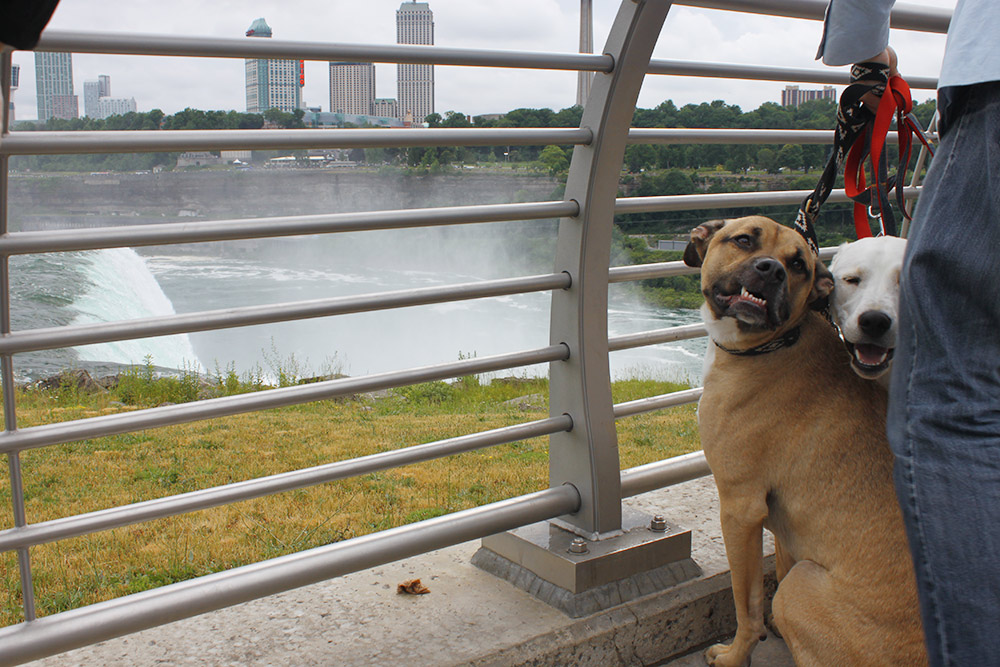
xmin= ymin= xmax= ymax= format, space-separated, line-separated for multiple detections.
xmin=0 ymin=377 xmax=699 ymax=627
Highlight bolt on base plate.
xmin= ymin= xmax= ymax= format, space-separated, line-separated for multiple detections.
xmin=472 ymin=508 xmax=699 ymax=617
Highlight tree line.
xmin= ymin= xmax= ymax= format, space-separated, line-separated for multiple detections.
xmin=11 ymin=96 xmax=935 ymax=178
xmin=11 ymin=108 xmax=307 ymax=172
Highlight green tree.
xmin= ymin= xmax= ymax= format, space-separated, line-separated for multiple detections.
xmin=624 ymin=144 xmax=656 ymax=173
xmin=757 ymin=147 xmax=779 ymax=174
xmin=441 ymin=111 xmax=472 ymax=128
xmin=911 ymin=98 xmax=937 ymax=129
xmin=777 ymin=144 xmax=804 ymax=172
xmin=539 ymin=145 xmax=570 ymax=176
xmin=262 ymin=108 xmax=305 ymax=129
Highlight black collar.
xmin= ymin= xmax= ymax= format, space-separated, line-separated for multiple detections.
xmin=713 ymin=326 xmax=802 ymax=357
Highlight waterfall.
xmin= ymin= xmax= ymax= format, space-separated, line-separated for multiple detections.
xmin=70 ymin=247 xmax=204 ymax=372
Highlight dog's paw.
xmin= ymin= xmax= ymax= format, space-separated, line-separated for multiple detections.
xmin=704 ymin=642 xmax=752 ymax=667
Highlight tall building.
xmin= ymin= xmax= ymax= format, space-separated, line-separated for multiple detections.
xmin=83 ymin=74 xmax=110 ymax=118
xmin=7 ymin=64 xmax=18 ymax=123
xmin=781 ymin=85 xmax=837 ymax=108
xmin=396 ymin=2 xmax=434 ymax=124
xmin=329 ymin=62 xmax=375 ymax=115
xmin=97 ymin=96 xmax=137 ymax=118
xmin=244 ymin=18 xmax=303 ymax=114
xmin=35 ymin=51 xmax=78 ymax=121
xmin=83 ymin=74 xmax=136 ymax=119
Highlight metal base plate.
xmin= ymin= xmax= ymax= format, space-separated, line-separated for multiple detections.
xmin=472 ymin=509 xmax=699 ymax=618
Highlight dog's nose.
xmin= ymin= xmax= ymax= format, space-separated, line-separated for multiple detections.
xmin=753 ymin=257 xmax=786 ymax=283
xmin=859 ymin=310 xmax=892 ymax=337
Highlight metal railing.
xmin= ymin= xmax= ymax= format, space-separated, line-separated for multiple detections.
xmin=0 ymin=0 xmax=945 ymax=663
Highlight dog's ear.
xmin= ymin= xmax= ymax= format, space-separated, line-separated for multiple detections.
xmin=683 ymin=219 xmax=728 ymax=268
xmin=809 ymin=260 xmax=835 ymax=311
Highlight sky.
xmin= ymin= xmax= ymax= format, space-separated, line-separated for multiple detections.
xmin=9 ymin=0 xmax=956 ymax=122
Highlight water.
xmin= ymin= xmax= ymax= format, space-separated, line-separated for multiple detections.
xmin=7 ymin=170 xmax=707 ymax=385
xmin=10 ymin=248 xmax=203 ymax=381
xmin=9 ymin=237 xmax=706 ymax=385
xmin=71 ymin=248 xmax=203 ymax=372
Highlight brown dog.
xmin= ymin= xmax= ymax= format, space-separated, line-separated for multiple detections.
xmin=684 ymin=216 xmax=925 ymax=667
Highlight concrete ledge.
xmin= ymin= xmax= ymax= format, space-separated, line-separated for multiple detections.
xmin=466 ymin=566 xmax=778 ymax=667
xmin=27 ymin=476 xmax=783 ymax=667
xmin=471 ymin=548 xmax=703 ymax=619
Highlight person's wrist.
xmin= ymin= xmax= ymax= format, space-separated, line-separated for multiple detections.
xmin=854 ymin=47 xmax=898 ymax=112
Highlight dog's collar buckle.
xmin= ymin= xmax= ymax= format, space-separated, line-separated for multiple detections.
xmin=713 ymin=326 xmax=802 ymax=357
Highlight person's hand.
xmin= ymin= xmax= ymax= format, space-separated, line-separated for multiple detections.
xmin=858 ymin=47 xmax=898 ymax=112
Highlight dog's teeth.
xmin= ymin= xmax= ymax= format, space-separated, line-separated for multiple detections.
xmin=854 ymin=347 xmax=889 ymax=366
xmin=739 ymin=286 xmax=764 ymax=306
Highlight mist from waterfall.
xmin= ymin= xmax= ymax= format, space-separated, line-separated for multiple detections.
xmin=7 ymin=170 xmax=706 ymax=384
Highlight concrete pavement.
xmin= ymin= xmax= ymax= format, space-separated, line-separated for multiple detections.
xmin=28 ymin=476 xmax=793 ymax=666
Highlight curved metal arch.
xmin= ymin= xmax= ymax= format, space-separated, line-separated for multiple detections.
xmin=548 ymin=0 xmax=674 ymax=536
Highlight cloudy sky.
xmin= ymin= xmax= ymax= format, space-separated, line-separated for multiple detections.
xmin=10 ymin=0 xmax=955 ymax=121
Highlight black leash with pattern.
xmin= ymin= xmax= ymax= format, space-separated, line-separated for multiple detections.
xmin=794 ymin=62 xmax=935 ymax=255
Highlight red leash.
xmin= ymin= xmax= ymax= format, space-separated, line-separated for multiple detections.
xmin=843 ymin=74 xmax=935 ymax=239
xmin=795 ymin=63 xmax=935 ymax=253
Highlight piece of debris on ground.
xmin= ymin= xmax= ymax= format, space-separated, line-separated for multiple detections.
xmin=396 ymin=579 xmax=431 ymax=595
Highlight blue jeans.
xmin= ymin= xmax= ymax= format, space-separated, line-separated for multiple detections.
xmin=888 ymin=81 xmax=1000 ymax=666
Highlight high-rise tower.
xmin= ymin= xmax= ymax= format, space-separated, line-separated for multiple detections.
xmin=244 ymin=18 xmax=303 ymax=114
xmin=7 ymin=64 xmax=18 ymax=123
xmin=396 ymin=2 xmax=434 ymax=124
xmin=329 ymin=62 xmax=375 ymax=115
xmin=35 ymin=51 xmax=78 ymax=121
xmin=83 ymin=74 xmax=110 ymax=119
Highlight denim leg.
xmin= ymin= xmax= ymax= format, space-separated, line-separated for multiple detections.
xmin=888 ymin=82 xmax=1000 ymax=666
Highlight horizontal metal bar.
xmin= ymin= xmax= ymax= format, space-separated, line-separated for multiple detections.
xmin=0 ymin=483 xmax=581 ymax=666
xmin=620 ymin=450 xmax=711 ymax=498
xmin=614 ymin=187 xmax=921 ymax=214
xmin=0 ymin=381 xmax=709 ymax=552
xmin=627 ymin=128 xmax=937 ymax=145
xmin=671 ymin=0 xmax=951 ymax=33
xmin=0 ymin=127 xmax=594 ymax=156
xmin=647 ymin=59 xmax=937 ymax=90
xmin=0 ymin=273 xmax=571 ymax=355
xmin=608 ymin=248 xmax=839 ymax=286
xmin=0 ymin=416 xmax=573 ymax=553
xmin=0 ymin=345 xmax=569 ymax=454
xmin=608 ymin=260 xmax=697 ymax=283
xmin=613 ymin=388 xmax=703 ymax=419
xmin=607 ymin=324 xmax=707 ymax=352
xmin=0 ymin=200 xmax=579 ymax=256
xmin=35 ymin=31 xmax=615 ymax=72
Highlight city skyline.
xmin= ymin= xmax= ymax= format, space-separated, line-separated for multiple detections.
xmin=8 ymin=0 xmax=952 ymax=122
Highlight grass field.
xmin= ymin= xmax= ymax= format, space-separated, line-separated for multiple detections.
xmin=0 ymin=367 xmax=700 ymax=627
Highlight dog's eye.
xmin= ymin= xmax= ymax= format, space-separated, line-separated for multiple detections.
xmin=842 ymin=276 xmax=861 ymax=285
xmin=732 ymin=235 xmax=753 ymax=249
xmin=789 ymin=258 xmax=806 ymax=272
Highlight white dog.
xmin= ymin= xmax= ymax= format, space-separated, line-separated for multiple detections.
xmin=829 ymin=236 xmax=907 ymax=387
